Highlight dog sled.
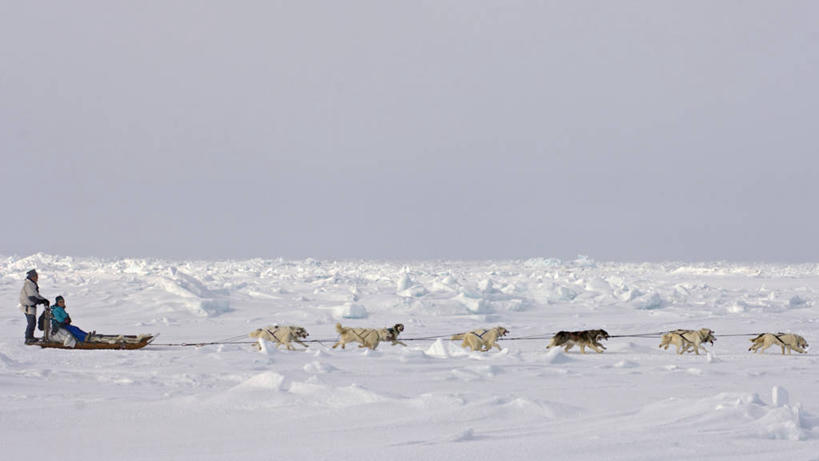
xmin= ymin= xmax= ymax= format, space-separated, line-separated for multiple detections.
xmin=33 ymin=334 xmax=158 ymax=350
xmin=30 ymin=308 xmax=156 ymax=350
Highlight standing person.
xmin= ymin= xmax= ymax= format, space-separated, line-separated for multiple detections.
xmin=19 ymin=269 xmax=49 ymax=344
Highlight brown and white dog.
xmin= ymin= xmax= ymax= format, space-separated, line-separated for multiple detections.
xmin=546 ymin=329 xmax=609 ymax=354
xmin=249 ymin=325 xmax=310 ymax=351
xmin=659 ymin=328 xmax=716 ymax=355
xmin=451 ymin=327 xmax=509 ymax=352
xmin=333 ymin=323 xmax=407 ymax=350
xmin=749 ymin=333 xmax=808 ymax=355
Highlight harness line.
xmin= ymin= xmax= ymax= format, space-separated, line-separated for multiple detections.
xmin=148 ymin=331 xmax=770 ymax=348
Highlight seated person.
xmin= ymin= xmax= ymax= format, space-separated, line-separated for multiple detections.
xmin=50 ymin=296 xmax=93 ymax=346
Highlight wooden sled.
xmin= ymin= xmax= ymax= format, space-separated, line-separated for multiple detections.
xmin=32 ymin=307 xmax=156 ymax=350
xmin=35 ymin=334 xmax=157 ymax=350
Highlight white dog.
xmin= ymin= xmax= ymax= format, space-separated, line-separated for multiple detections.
xmin=249 ymin=325 xmax=309 ymax=351
xmin=451 ymin=327 xmax=509 ymax=352
xmin=749 ymin=333 xmax=808 ymax=355
xmin=659 ymin=328 xmax=716 ymax=355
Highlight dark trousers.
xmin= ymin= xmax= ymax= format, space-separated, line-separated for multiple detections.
xmin=25 ymin=314 xmax=36 ymax=340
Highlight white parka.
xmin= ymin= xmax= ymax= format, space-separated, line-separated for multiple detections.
xmin=19 ymin=278 xmax=47 ymax=315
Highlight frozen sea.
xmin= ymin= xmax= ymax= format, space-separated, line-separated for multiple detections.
xmin=2 ymin=254 xmax=818 ymax=460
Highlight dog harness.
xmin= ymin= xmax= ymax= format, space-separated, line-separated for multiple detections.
xmin=264 ymin=328 xmax=282 ymax=343
xmin=470 ymin=330 xmax=489 ymax=339
xmin=351 ymin=329 xmax=378 ymax=342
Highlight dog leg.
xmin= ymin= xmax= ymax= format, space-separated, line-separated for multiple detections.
xmin=579 ymin=344 xmax=586 ymax=354
xmin=493 ymin=343 xmax=502 ymax=351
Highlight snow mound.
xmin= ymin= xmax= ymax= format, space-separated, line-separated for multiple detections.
xmin=303 ymin=361 xmax=337 ymax=374
xmin=455 ymin=291 xmax=492 ymax=314
xmin=333 ymin=302 xmax=368 ymax=319
xmin=772 ymin=385 xmax=789 ymax=407
xmin=396 ymin=272 xmax=428 ymax=297
xmin=157 ymin=267 xmax=231 ymax=316
xmin=0 ymin=352 xmax=20 ymax=369
xmin=398 ymin=349 xmax=429 ymax=363
xmin=541 ymin=283 xmax=577 ymax=303
xmin=632 ymin=292 xmax=665 ymax=310
xmin=543 ymin=348 xmax=573 ymax=364
xmin=425 ymin=339 xmax=469 ymax=358
xmin=448 ymin=427 xmax=477 ymax=442
xmin=789 ymin=295 xmax=810 ymax=307
xmin=607 ymin=341 xmax=657 ymax=354
xmin=289 ymin=382 xmax=389 ymax=408
xmin=233 ymin=372 xmax=290 ymax=392
xmin=638 ymin=388 xmax=817 ymax=441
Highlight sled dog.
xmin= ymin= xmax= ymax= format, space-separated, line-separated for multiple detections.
xmin=749 ymin=333 xmax=808 ymax=355
xmin=333 ymin=323 xmax=406 ymax=350
xmin=451 ymin=326 xmax=509 ymax=351
xmin=546 ymin=329 xmax=610 ymax=354
xmin=250 ymin=325 xmax=310 ymax=351
xmin=659 ymin=328 xmax=716 ymax=355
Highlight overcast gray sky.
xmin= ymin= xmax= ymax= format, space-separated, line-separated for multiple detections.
xmin=1 ymin=1 xmax=817 ymax=261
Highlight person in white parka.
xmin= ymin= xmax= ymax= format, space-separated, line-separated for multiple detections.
xmin=19 ymin=269 xmax=50 ymax=344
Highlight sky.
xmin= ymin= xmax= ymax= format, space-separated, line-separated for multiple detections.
xmin=1 ymin=1 xmax=818 ymax=261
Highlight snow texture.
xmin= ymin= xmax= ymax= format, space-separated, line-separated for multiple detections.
xmin=2 ymin=254 xmax=819 ymax=459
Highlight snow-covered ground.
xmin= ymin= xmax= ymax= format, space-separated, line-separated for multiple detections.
xmin=2 ymin=254 xmax=819 ymax=460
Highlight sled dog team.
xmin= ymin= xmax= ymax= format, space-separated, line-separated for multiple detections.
xmin=249 ymin=323 xmax=809 ymax=356
xmin=19 ymin=269 xmax=809 ymax=355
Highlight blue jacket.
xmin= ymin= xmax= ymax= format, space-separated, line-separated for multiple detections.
xmin=50 ymin=305 xmax=70 ymax=330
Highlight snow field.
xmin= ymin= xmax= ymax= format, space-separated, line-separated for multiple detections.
xmin=2 ymin=254 xmax=819 ymax=460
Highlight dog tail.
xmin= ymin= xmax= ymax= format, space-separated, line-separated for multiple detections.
xmin=451 ymin=333 xmax=465 ymax=340
xmin=335 ymin=323 xmax=346 ymax=334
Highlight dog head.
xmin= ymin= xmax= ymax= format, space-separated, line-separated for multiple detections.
xmin=383 ymin=324 xmax=405 ymax=341
xmin=594 ymin=329 xmax=610 ymax=341
xmin=497 ymin=327 xmax=509 ymax=337
xmin=798 ymin=335 xmax=809 ymax=349
xmin=292 ymin=326 xmax=309 ymax=339
xmin=249 ymin=328 xmax=264 ymax=339
xmin=699 ymin=328 xmax=716 ymax=344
